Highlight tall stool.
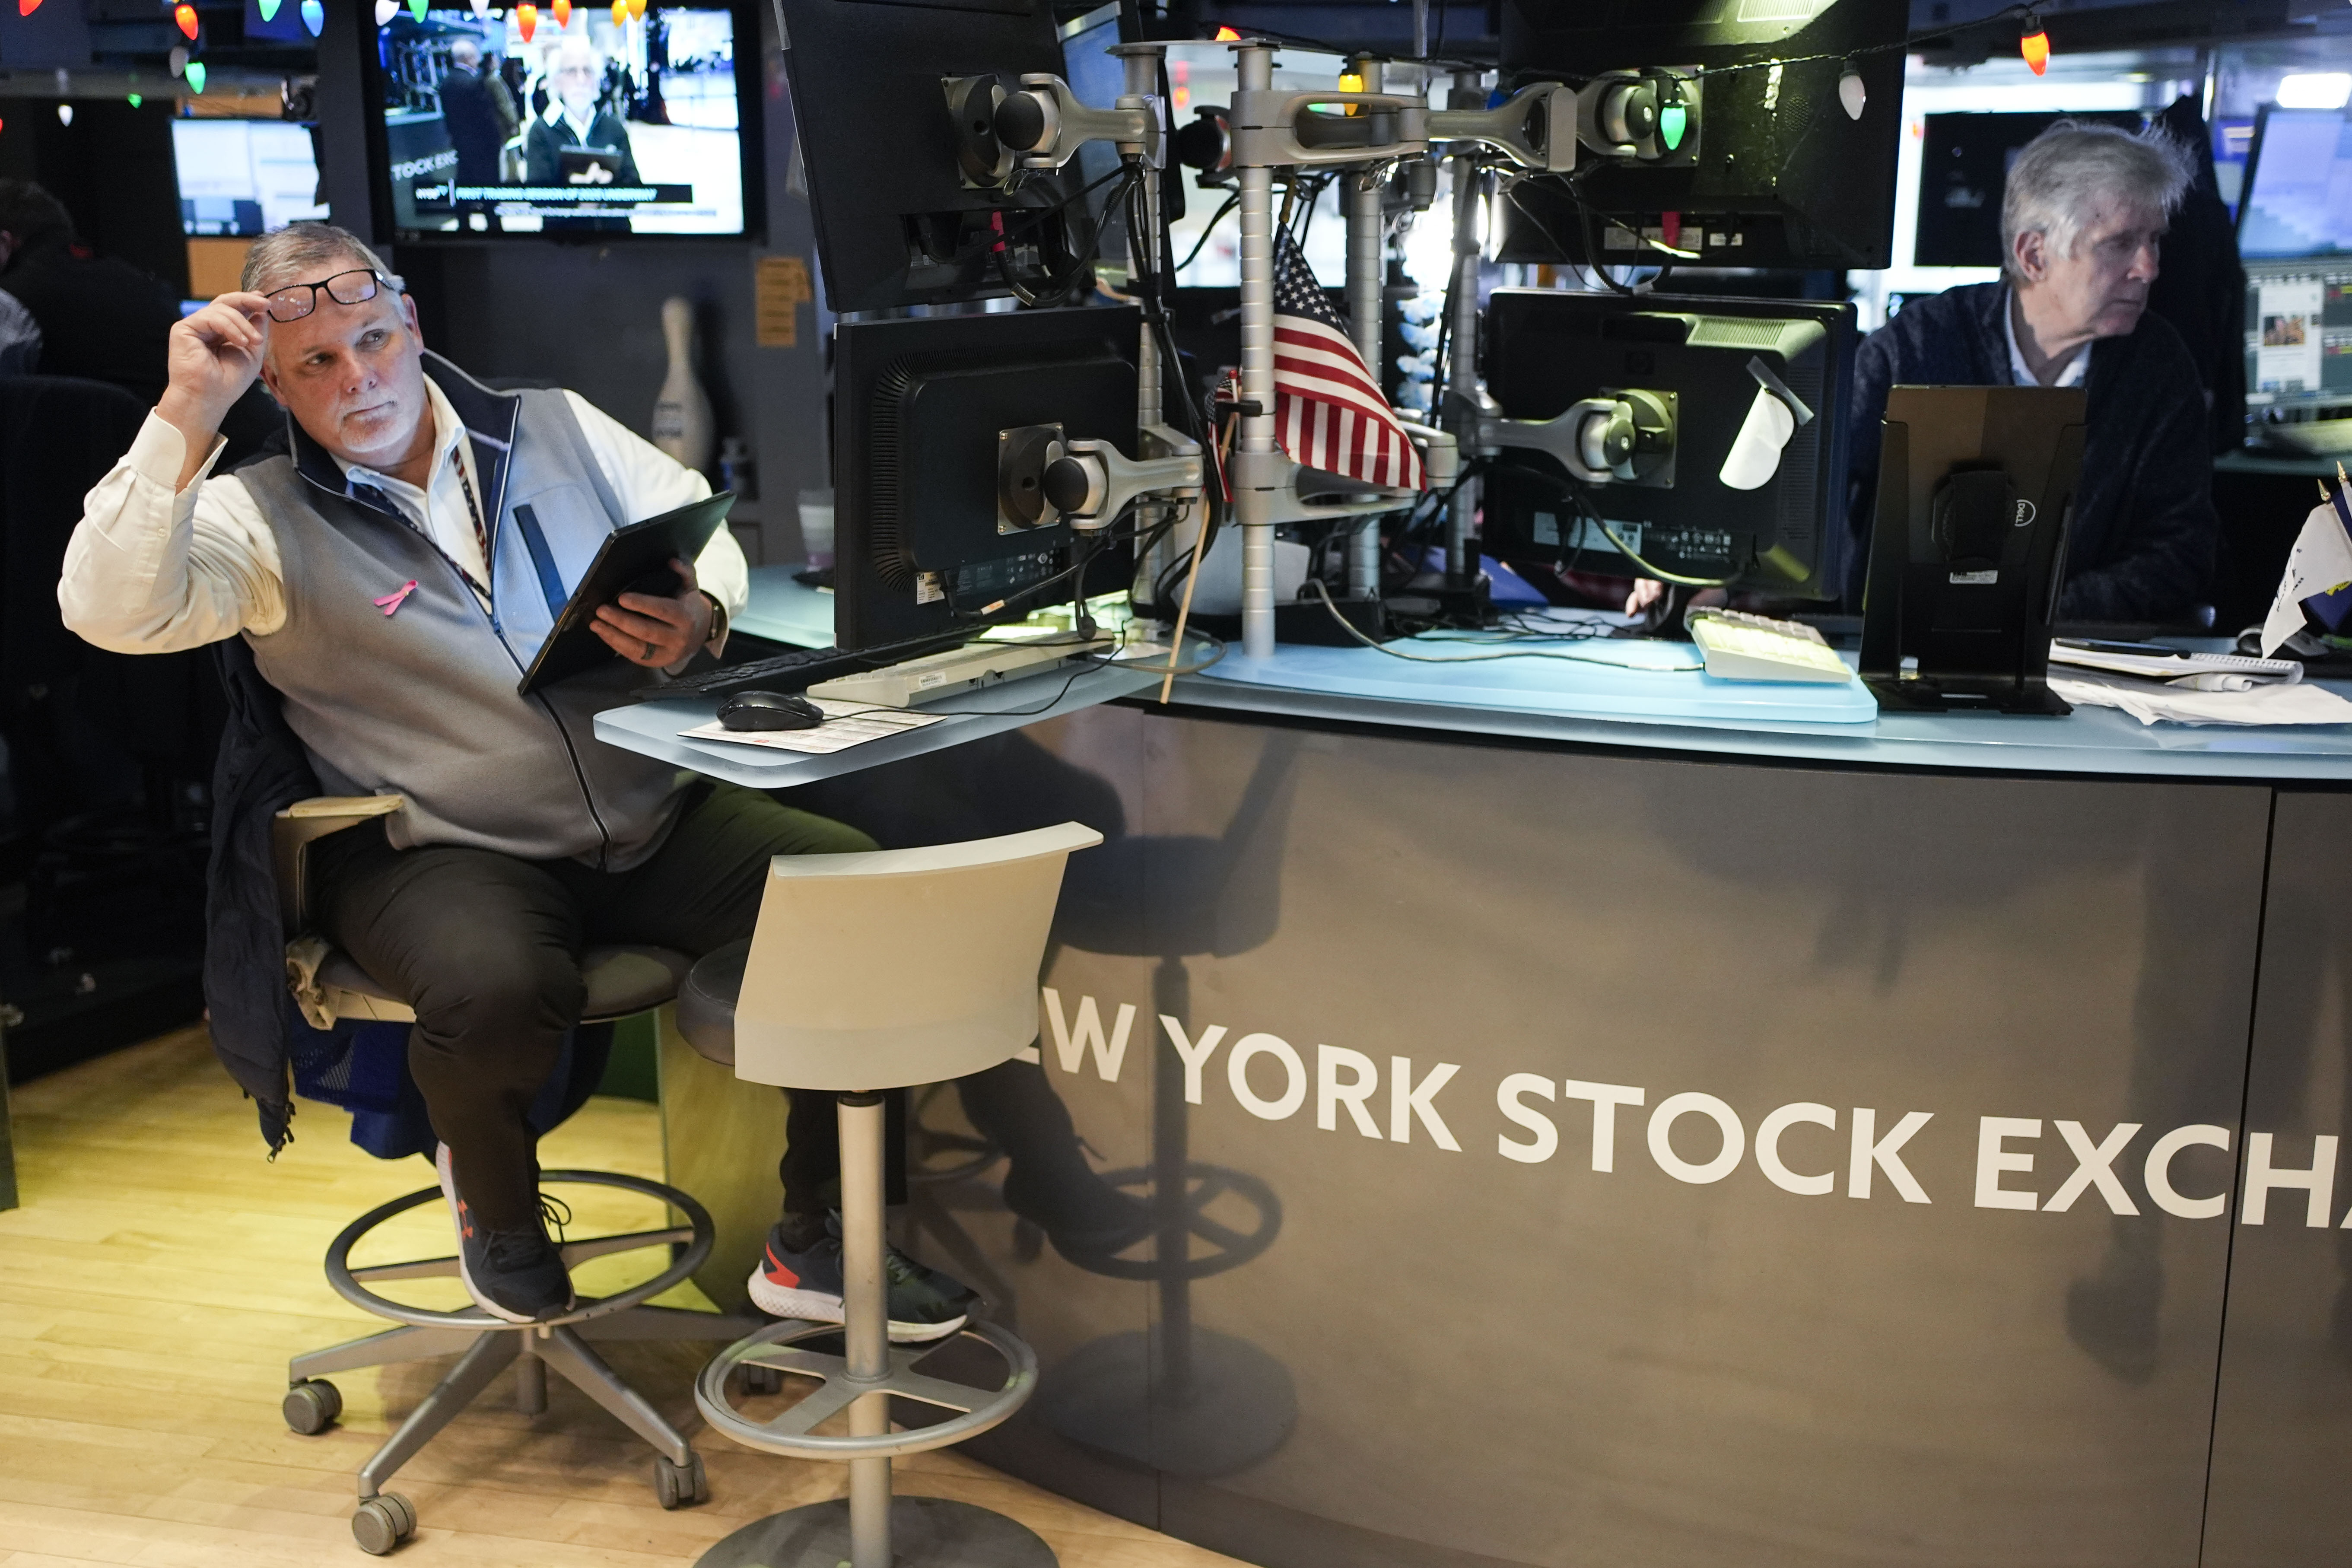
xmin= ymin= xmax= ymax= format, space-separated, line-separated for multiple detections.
xmin=679 ymin=822 xmax=1103 ymax=1568
xmin=269 ymin=795 xmax=763 ymax=1553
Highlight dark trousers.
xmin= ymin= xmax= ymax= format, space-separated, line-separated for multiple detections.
xmin=312 ymin=780 xmax=877 ymax=1231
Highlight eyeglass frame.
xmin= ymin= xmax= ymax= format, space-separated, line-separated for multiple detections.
xmin=259 ymin=267 xmax=408 ymax=324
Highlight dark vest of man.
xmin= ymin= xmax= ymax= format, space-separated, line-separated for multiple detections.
xmin=440 ymin=65 xmax=514 ymax=188
xmin=522 ymin=108 xmax=641 ymax=187
xmin=1843 ymin=281 xmax=2219 ymax=624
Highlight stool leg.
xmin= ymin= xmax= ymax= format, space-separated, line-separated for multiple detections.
xmin=838 ymin=1091 xmax=893 ymax=1568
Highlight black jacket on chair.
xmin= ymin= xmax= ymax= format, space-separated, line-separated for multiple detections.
xmin=1844 ymin=282 xmax=2219 ymax=622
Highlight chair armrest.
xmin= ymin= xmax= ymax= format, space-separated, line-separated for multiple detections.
xmin=271 ymin=795 xmax=405 ymax=934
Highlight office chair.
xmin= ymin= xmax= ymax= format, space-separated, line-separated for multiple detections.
xmin=271 ymin=793 xmax=764 ymax=1555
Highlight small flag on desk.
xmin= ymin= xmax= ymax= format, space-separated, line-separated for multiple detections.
xmin=2261 ymin=478 xmax=2352 ymax=655
xmin=1272 ymin=228 xmax=1423 ymax=492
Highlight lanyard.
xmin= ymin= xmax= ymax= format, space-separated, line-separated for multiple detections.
xmin=453 ymin=455 xmax=493 ymax=603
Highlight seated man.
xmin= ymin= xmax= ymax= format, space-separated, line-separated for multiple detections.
xmin=1844 ymin=121 xmax=2218 ymax=622
xmin=56 ymin=221 xmax=983 ymax=1331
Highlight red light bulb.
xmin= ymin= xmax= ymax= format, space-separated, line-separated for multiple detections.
xmin=516 ymin=1 xmax=537 ymax=39
xmin=174 ymin=3 xmax=199 ymax=40
xmin=17 ymin=0 xmax=41 ymax=15
xmin=2019 ymin=21 xmax=2050 ymax=76
xmin=553 ymin=0 xmax=571 ymax=25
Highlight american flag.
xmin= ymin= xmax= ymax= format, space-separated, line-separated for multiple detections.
xmin=1272 ymin=228 xmax=1423 ymax=492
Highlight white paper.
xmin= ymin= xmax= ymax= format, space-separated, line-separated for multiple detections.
xmin=2261 ymin=500 xmax=2352 ymax=655
xmin=679 ymin=697 xmax=944 ymax=755
xmin=2051 ymin=672 xmax=2352 ymax=727
xmin=1717 ymin=385 xmax=1797 ymax=491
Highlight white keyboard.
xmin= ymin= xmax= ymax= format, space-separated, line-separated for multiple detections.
xmin=806 ymin=636 xmax=1111 ymax=708
xmin=1687 ymin=609 xmax=1853 ymax=684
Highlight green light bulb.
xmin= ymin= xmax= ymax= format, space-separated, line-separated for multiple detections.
xmin=1659 ymin=102 xmax=1688 ymax=151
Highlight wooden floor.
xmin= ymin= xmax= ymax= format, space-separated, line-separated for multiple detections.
xmin=0 ymin=1027 xmax=1245 ymax=1568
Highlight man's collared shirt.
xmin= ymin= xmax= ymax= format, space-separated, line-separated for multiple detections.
xmin=338 ymin=378 xmax=494 ymax=602
xmin=58 ymin=382 xmax=746 ymax=658
xmin=2004 ymin=287 xmax=2089 ymax=389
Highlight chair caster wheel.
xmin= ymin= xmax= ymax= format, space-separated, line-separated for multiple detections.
xmin=653 ymin=1451 xmax=708 ymax=1509
xmin=284 ymin=1378 xmax=343 ymax=1435
xmin=741 ymin=1364 xmax=783 ymax=1396
xmin=352 ymin=1492 xmax=416 ymax=1555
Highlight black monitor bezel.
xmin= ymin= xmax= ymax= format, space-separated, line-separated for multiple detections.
xmin=831 ymin=304 xmax=1141 ymax=652
xmin=1478 ymin=288 xmax=1858 ymax=601
xmin=361 ymin=0 xmax=767 ymax=247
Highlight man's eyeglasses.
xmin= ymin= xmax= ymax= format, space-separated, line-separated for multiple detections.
xmin=261 ymin=268 xmax=406 ymax=324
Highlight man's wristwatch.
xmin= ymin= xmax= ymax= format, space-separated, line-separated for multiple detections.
xmin=696 ymin=589 xmax=729 ymax=652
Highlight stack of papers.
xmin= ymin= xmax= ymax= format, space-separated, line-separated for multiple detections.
xmin=680 ymin=698 xmax=943 ymax=755
xmin=2044 ymin=639 xmax=2352 ymax=725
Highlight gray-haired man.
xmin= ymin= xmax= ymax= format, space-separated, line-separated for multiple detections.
xmin=57 ymin=221 xmax=981 ymax=1332
xmin=1843 ymin=121 xmax=2219 ymax=620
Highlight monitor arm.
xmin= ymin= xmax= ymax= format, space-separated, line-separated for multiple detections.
xmin=998 ymin=422 xmax=1202 ymax=534
xmin=1477 ymin=390 xmax=1677 ymax=488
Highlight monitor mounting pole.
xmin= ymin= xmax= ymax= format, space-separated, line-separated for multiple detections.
xmin=1443 ymin=69 xmax=1486 ymax=592
xmin=1344 ymin=55 xmax=1386 ymax=601
xmin=1230 ymin=39 xmax=1281 ymax=660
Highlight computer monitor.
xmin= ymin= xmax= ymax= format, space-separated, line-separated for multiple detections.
xmin=370 ymin=3 xmax=758 ymax=238
xmin=173 ymin=119 xmax=329 ymax=237
xmin=1910 ymin=111 xmax=2141 ymax=269
xmin=2237 ymin=105 xmax=2352 ymax=261
xmin=1479 ymin=289 xmax=1856 ymax=599
xmin=832 ymin=305 xmax=1140 ymax=650
xmin=776 ymin=0 xmax=1097 ymax=314
xmin=1061 ymin=4 xmax=1129 ymax=270
xmin=1494 ymin=0 xmax=1908 ymax=270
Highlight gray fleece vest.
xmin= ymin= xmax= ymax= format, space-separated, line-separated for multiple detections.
xmin=235 ymin=361 xmax=685 ymax=869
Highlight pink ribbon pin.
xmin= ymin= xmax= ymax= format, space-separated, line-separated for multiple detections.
xmin=374 ymin=580 xmax=419 ymax=616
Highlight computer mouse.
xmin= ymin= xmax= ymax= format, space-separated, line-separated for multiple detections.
xmin=716 ymin=690 xmax=825 ymax=732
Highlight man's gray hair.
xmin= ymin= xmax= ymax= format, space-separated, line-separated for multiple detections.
xmin=2000 ymin=120 xmax=2196 ymax=280
xmin=239 ymin=220 xmax=396 ymax=296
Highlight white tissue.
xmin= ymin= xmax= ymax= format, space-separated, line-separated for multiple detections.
xmin=1718 ymin=385 xmax=1797 ymax=491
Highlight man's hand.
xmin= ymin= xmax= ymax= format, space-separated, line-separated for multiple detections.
xmin=592 ymin=556 xmax=714 ymax=670
xmin=156 ymin=293 xmax=271 ymax=490
xmin=1624 ymin=578 xmax=1665 ymax=617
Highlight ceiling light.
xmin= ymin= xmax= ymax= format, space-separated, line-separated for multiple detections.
xmin=2277 ymin=73 xmax=2352 ymax=110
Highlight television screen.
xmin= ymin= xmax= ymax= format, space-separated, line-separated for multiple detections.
xmin=375 ymin=4 xmax=747 ymax=237
xmin=173 ymin=119 xmax=330 ymax=237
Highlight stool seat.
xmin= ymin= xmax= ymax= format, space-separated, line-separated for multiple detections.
xmin=677 ymin=937 xmax=749 ymax=1066
xmin=316 ymin=944 xmax=695 ymax=1025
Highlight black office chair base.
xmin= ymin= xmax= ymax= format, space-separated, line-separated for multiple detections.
xmin=286 ymin=1170 xmax=758 ymax=1552
xmin=692 ymin=1497 xmax=1056 ymax=1568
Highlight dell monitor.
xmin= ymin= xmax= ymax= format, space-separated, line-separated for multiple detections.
xmin=1479 ymin=289 xmax=1856 ymax=600
xmin=776 ymin=0 xmax=1098 ymax=314
xmin=833 ymin=306 xmax=1140 ymax=650
xmin=1494 ymin=0 xmax=1908 ymax=270
xmin=371 ymin=3 xmax=757 ymax=238
xmin=173 ymin=119 xmax=329 ymax=237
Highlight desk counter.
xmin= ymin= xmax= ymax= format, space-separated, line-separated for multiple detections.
xmin=626 ymin=602 xmax=2352 ymax=1568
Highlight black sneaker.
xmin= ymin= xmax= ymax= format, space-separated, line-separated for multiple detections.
xmin=435 ymin=1144 xmax=576 ymax=1324
xmin=748 ymin=1213 xmax=976 ymax=1342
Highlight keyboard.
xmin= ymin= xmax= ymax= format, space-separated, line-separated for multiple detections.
xmin=643 ymin=630 xmax=970 ymax=700
xmin=807 ymin=636 xmax=1112 ymax=708
xmin=1687 ymin=609 xmax=1854 ymax=684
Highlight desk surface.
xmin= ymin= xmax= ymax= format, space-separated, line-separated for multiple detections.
xmin=717 ymin=571 xmax=2352 ymax=784
xmin=1173 ymin=644 xmax=2352 ymax=780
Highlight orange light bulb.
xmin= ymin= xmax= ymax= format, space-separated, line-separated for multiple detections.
xmin=516 ymin=1 xmax=537 ymax=39
xmin=553 ymin=0 xmax=570 ymax=25
xmin=610 ymin=0 xmax=625 ymax=23
xmin=2019 ymin=26 xmax=2049 ymax=75
xmin=18 ymin=0 xmax=41 ymax=15
xmin=1214 ymin=25 xmax=1240 ymax=41
xmin=626 ymin=0 xmax=645 ymax=17
xmin=173 ymin=3 xmax=199 ymax=40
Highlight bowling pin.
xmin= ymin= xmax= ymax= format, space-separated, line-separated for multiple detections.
xmin=652 ymin=296 xmax=715 ymax=474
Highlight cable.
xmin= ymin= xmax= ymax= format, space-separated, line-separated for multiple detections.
xmin=1305 ymin=580 xmax=1701 ymax=670
xmin=1174 ymin=193 xmax=1239 ymax=273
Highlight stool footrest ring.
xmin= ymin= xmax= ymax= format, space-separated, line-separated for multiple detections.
xmin=696 ymin=1318 xmax=1036 ymax=1461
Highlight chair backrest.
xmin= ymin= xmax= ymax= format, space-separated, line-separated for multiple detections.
xmin=270 ymin=795 xmax=406 ymax=932
xmin=733 ymin=821 xmax=1103 ymax=1091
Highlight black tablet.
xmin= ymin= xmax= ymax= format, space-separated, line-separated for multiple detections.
xmin=517 ymin=491 xmax=735 ymax=696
